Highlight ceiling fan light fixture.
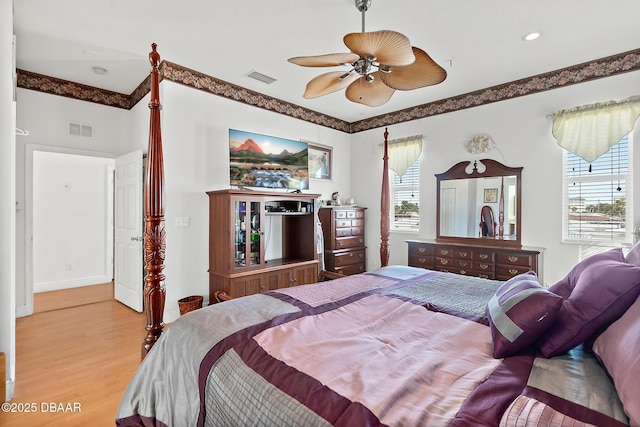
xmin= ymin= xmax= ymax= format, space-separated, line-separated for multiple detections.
xmin=288 ymin=0 xmax=447 ymax=107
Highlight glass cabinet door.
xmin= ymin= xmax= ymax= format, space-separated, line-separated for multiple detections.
xmin=234 ymin=199 xmax=262 ymax=268
xmin=248 ymin=201 xmax=261 ymax=266
xmin=234 ymin=200 xmax=247 ymax=267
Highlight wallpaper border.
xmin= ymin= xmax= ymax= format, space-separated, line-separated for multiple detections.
xmin=16 ymin=48 xmax=640 ymax=134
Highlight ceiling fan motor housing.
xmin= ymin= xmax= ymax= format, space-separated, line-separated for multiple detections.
xmin=355 ymin=0 xmax=371 ymax=12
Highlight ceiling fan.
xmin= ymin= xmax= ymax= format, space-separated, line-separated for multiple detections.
xmin=288 ymin=0 xmax=447 ymax=107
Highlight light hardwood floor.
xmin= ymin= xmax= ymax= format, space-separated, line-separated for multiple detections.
xmin=0 ymin=299 xmax=147 ymax=427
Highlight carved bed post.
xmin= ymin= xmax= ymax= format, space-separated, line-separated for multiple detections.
xmin=380 ymin=128 xmax=390 ymax=267
xmin=142 ymin=43 xmax=166 ymax=360
xmin=498 ymin=176 xmax=505 ymax=238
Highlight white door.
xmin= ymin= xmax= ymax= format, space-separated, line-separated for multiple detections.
xmin=441 ymin=188 xmax=456 ymax=236
xmin=114 ymin=150 xmax=143 ymax=312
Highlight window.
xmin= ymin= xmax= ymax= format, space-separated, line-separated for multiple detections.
xmin=563 ymin=134 xmax=633 ymax=244
xmin=391 ymin=160 xmax=420 ymax=230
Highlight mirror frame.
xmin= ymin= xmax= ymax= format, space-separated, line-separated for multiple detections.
xmin=435 ymin=159 xmax=523 ymax=248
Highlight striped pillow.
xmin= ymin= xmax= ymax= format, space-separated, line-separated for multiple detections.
xmin=486 ymin=272 xmax=562 ymax=358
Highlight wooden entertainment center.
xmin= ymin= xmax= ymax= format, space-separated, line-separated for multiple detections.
xmin=207 ymin=189 xmax=320 ymax=301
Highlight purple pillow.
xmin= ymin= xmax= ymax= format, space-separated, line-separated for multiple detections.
xmin=592 ymin=296 xmax=640 ymax=427
xmin=486 ymin=271 xmax=562 ymax=358
xmin=626 ymin=241 xmax=640 ymax=267
xmin=538 ymin=248 xmax=640 ymax=358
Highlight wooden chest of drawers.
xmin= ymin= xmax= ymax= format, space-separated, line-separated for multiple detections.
xmin=407 ymin=240 xmax=540 ymax=281
xmin=319 ymin=207 xmax=367 ymax=275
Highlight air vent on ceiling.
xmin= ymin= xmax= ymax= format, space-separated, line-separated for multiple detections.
xmin=68 ymin=122 xmax=94 ymax=138
xmin=246 ymin=70 xmax=277 ymax=84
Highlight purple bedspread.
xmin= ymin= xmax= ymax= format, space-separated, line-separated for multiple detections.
xmin=116 ymin=266 xmax=629 ymax=427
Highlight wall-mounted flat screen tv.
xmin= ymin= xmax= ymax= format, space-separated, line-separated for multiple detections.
xmin=229 ymin=129 xmax=309 ymax=190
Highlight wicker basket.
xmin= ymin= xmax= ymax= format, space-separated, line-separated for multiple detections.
xmin=177 ymin=295 xmax=203 ymax=315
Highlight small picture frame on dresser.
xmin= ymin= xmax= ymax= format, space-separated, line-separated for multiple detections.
xmin=307 ymin=143 xmax=332 ymax=180
xmin=483 ymin=188 xmax=498 ymax=203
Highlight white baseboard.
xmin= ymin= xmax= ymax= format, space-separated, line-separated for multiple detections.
xmin=15 ymin=304 xmax=28 ymax=318
xmin=5 ymin=379 xmax=14 ymax=402
xmin=33 ymin=275 xmax=111 ymax=293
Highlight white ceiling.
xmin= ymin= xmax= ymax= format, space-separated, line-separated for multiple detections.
xmin=13 ymin=0 xmax=640 ymax=123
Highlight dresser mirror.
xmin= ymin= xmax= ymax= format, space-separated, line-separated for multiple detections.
xmin=435 ymin=159 xmax=522 ymax=247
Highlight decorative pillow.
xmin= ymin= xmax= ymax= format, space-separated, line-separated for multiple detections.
xmin=538 ymin=248 xmax=640 ymax=358
xmin=486 ymin=271 xmax=562 ymax=358
xmin=592 ymin=295 xmax=640 ymax=427
xmin=626 ymin=240 xmax=640 ymax=267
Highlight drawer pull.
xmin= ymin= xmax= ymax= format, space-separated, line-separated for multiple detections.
xmin=479 ymin=254 xmax=488 ymax=260
xmin=479 ymin=274 xmax=489 ymax=279
xmin=418 ymin=257 xmax=426 ymax=263
xmin=439 ymin=259 xmax=449 ymax=265
xmin=418 ymin=247 xmax=426 ymax=253
xmin=358 ymin=253 xmax=364 ymax=259
xmin=338 ymin=257 xmax=344 ymax=262
xmin=440 ymin=250 xmax=449 ymax=255
xmin=509 ymin=269 xmax=518 ymax=275
xmin=479 ymin=263 xmax=489 ymax=270
xmin=508 ymin=256 xmax=519 ymax=263
xmin=459 ymin=251 xmax=468 ymax=257
xmin=460 ymin=270 xmax=466 ymax=275
xmin=338 ymin=241 xmax=344 ymax=246
xmin=459 ymin=261 xmax=468 ymax=267
xmin=358 ymin=238 xmax=364 ymax=244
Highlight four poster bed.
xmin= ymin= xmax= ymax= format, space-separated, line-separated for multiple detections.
xmin=117 ymin=45 xmax=640 ymax=427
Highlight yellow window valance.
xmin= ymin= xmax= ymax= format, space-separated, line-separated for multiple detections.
xmin=386 ymin=135 xmax=423 ymax=178
xmin=552 ymin=95 xmax=640 ymax=163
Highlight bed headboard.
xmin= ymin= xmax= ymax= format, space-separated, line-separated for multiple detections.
xmin=141 ymin=43 xmax=167 ymax=360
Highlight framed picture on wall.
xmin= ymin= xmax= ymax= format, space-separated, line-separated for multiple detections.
xmin=483 ymin=188 xmax=498 ymax=203
xmin=308 ymin=143 xmax=332 ymax=180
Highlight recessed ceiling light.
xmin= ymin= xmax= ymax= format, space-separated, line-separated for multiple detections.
xmin=522 ymin=31 xmax=543 ymax=42
xmin=92 ymin=66 xmax=108 ymax=75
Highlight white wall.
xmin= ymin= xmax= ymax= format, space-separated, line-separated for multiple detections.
xmin=16 ymin=81 xmax=353 ymax=326
xmin=351 ymin=70 xmax=640 ymax=285
xmin=11 ymin=57 xmax=640 ymax=332
xmin=1 ymin=0 xmax=16 ymax=402
xmin=15 ymin=89 xmax=131 ymax=315
xmin=32 ymin=152 xmax=114 ymax=292
xmin=151 ymin=82 xmax=352 ymax=322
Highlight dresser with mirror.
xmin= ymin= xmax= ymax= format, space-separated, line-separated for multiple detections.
xmin=408 ymin=159 xmax=541 ymax=281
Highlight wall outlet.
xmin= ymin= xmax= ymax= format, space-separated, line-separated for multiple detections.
xmin=175 ymin=216 xmax=190 ymax=227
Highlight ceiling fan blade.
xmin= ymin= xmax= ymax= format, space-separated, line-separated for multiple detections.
xmin=288 ymin=53 xmax=360 ymax=67
xmin=303 ymin=71 xmax=359 ymax=98
xmin=344 ymin=30 xmax=415 ymax=66
xmin=345 ymin=72 xmax=396 ymax=107
xmin=379 ymin=47 xmax=447 ymax=90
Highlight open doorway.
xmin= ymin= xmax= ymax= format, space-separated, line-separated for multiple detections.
xmin=26 ymin=148 xmax=115 ymax=313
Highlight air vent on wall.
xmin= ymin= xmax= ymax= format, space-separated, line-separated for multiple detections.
xmin=67 ymin=122 xmax=93 ymax=138
xmin=246 ymin=70 xmax=277 ymax=84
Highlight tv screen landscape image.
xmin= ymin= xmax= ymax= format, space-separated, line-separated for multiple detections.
xmin=229 ymin=129 xmax=309 ymax=190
